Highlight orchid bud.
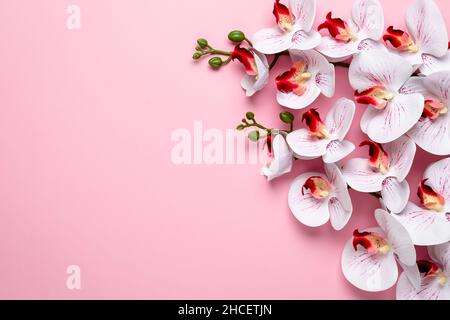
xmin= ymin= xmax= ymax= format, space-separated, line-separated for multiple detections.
xmin=192 ymin=53 xmax=202 ymax=60
xmin=208 ymin=57 xmax=223 ymax=69
xmin=197 ymin=38 xmax=209 ymax=49
xmin=280 ymin=111 xmax=294 ymax=124
xmin=248 ymin=130 xmax=260 ymax=142
xmin=246 ymin=112 xmax=255 ymax=120
xmin=236 ymin=124 xmax=245 ymax=131
xmin=228 ymin=30 xmax=246 ymax=43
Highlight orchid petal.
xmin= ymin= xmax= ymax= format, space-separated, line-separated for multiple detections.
xmin=288 ymin=172 xmax=330 ymax=227
xmin=384 ymin=135 xmax=416 ymax=182
xmin=406 ymin=0 xmax=448 ymax=58
xmin=253 ymin=27 xmax=293 ymax=55
xmin=400 ymin=77 xmax=428 ymax=96
xmin=286 ymin=128 xmax=329 ymax=158
xmin=323 ymin=140 xmax=355 ymax=164
xmin=261 ymin=134 xmax=293 ymax=181
xmin=342 ymin=227 xmax=398 ymax=292
xmin=398 ymin=261 xmax=421 ymax=291
xmin=360 ymin=106 xmax=377 ymax=134
xmin=325 ymin=98 xmax=356 ymax=141
xmin=397 ymin=270 xmax=450 ymax=300
xmin=325 ymin=164 xmax=353 ymax=231
xmin=375 ymin=209 xmax=417 ymax=266
xmin=394 ymin=202 xmax=450 ymax=246
xmin=390 ymin=50 xmax=425 ymax=68
xmin=423 ymin=157 xmax=450 ymax=203
xmin=342 ymin=158 xmax=385 ymax=193
xmin=420 ymin=52 xmax=450 ymax=76
xmin=408 ymin=116 xmax=450 ymax=156
xmin=326 ymin=163 xmax=352 ymax=211
xmin=276 ymin=83 xmax=321 ymax=109
xmin=424 ymin=71 xmax=450 ymax=105
xmin=381 ymin=178 xmax=410 ymax=214
xmin=316 ymin=36 xmax=360 ymax=60
xmin=290 ymin=0 xmax=316 ymax=32
xmin=241 ymin=51 xmax=269 ymax=97
xmin=364 ymin=93 xmax=424 ymax=143
xmin=349 ymin=50 xmax=413 ymax=92
xmin=428 ymin=242 xmax=450 ymax=273
xmin=291 ymin=29 xmax=322 ymax=51
xmin=351 ymin=0 xmax=384 ymax=40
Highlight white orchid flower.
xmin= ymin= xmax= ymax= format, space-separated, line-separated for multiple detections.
xmin=262 ymin=133 xmax=294 ymax=181
xmin=397 ymin=242 xmax=450 ymax=300
xmin=276 ymin=49 xmax=335 ymax=109
xmin=288 ymin=163 xmax=353 ymax=230
xmin=382 ymin=0 xmax=448 ymax=69
xmin=343 ymin=136 xmax=416 ymax=213
xmin=350 ymin=49 xmax=424 ymax=143
xmin=316 ymin=0 xmax=385 ymax=62
xmin=252 ymin=0 xmax=321 ymax=55
xmin=342 ymin=209 xmax=420 ymax=292
xmin=392 ymin=158 xmax=450 ymax=246
xmin=230 ymin=46 xmax=269 ymax=97
xmin=286 ymin=98 xmax=355 ymax=163
xmin=400 ymin=72 xmax=450 ymax=156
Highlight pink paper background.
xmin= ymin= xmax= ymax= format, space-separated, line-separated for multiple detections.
xmin=0 ymin=0 xmax=448 ymax=300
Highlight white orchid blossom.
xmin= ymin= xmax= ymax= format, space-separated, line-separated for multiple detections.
xmin=397 ymin=242 xmax=450 ymax=300
xmin=276 ymin=49 xmax=335 ymax=109
xmin=400 ymin=72 xmax=450 ymax=156
xmin=392 ymin=158 xmax=450 ymax=246
xmin=382 ymin=0 xmax=448 ymax=69
xmin=230 ymin=46 xmax=270 ymax=97
xmin=286 ymin=98 xmax=355 ymax=163
xmin=342 ymin=209 xmax=420 ymax=292
xmin=349 ymin=49 xmax=424 ymax=143
xmin=288 ymin=163 xmax=353 ymax=230
xmin=262 ymin=133 xmax=294 ymax=181
xmin=343 ymin=136 xmax=416 ymax=214
xmin=316 ymin=0 xmax=385 ymax=62
xmin=252 ymin=0 xmax=321 ymax=55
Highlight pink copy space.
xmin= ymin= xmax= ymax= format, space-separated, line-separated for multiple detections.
xmin=0 ymin=0 xmax=448 ymax=299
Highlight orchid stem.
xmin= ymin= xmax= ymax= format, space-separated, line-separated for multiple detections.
xmin=205 ymin=49 xmax=231 ymax=56
xmin=269 ymin=52 xmax=289 ymax=70
xmin=244 ymin=37 xmax=253 ymax=47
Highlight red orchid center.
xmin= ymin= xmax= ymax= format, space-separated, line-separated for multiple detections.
xmin=231 ymin=45 xmax=258 ymax=77
xmin=360 ymin=140 xmax=390 ymax=175
xmin=302 ymin=109 xmax=331 ymax=139
xmin=423 ymin=99 xmax=448 ymax=120
xmin=417 ymin=260 xmax=447 ymax=286
xmin=354 ymin=86 xmax=394 ymax=110
xmin=276 ymin=62 xmax=312 ymax=97
xmin=417 ymin=179 xmax=446 ymax=212
xmin=318 ymin=12 xmax=356 ymax=43
xmin=302 ymin=176 xmax=333 ymax=200
xmin=353 ymin=229 xmax=391 ymax=255
xmin=273 ymin=0 xmax=294 ymax=32
xmin=383 ymin=26 xmax=418 ymax=53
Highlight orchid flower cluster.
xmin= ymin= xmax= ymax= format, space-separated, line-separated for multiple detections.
xmin=192 ymin=0 xmax=450 ymax=299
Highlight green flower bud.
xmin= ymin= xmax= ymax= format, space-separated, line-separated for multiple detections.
xmin=236 ymin=124 xmax=245 ymax=131
xmin=246 ymin=112 xmax=255 ymax=120
xmin=192 ymin=53 xmax=202 ymax=60
xmin=248 ymin=130 xmax=260 ymax=142
xmin=209 ymin=57 xmax=223 ymax=69
xmin=280 ymin=111 xmax=295 ymax=124
xmin=228 ymin=30 xmax=246 ymax=43
xmin=197 ymin=38 xmax=209 ymax=49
